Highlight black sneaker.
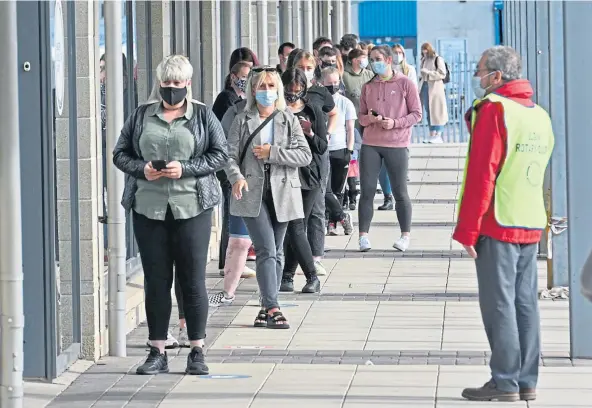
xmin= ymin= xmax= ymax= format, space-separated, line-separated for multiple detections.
xmin=136 ymin=346 xmax=169 ymax=375
xmin=302 ymin=276 xmax=320 ymax=293
xmin=280 ymin=278 xmax=294 ymax=292
xmin=186 ymin=346 xmax=209 ymax=375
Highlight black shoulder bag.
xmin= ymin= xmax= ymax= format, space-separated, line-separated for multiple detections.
xmin=239 ymin=110 xmax=280 ymax=166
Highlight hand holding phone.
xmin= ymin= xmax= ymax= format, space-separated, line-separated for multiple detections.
xmin=299 ymin=117 xmax=313 ymax=135
xmin=151 ymin=160 xmax=168 ymax=171
xmin=369 ymin=110 xmax=382 ymax=123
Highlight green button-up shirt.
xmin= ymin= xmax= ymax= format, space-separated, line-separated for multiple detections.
xmin=134 ymin=102 xmax=202 ymax=220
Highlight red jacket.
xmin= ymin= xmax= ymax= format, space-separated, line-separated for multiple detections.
xmin=452 ymin=80 xmax=543 ymax=247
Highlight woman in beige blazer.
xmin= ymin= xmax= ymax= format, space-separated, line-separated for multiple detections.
xmin=419 ymin=42 xmax=449 ymax=143
xmin=225 ymin=66 xmax=312 ymax=329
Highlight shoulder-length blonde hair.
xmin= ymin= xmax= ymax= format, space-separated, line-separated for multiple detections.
xmin=392 ymin=44 xmax=410 ymax=76
xmin=421 ymin=42 xmax=436 ymax=58
xmin=147 ymin=54 xmax=194 ymax=103
xmin=244 ymin=68 xmax=286 ymax=112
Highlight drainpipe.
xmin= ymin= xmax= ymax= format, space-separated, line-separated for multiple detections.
xmin=105 ymin=0 xmax=127 ymax=357
xmin=0 ymin=1 xmax=25 ymax=406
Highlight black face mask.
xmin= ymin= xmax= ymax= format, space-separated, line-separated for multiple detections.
xmin=325 ymin=85 xmax=339 ymax=95
xmin=160 ymin=86 xmax=187 ymax=106
xmin=321 ymin=61 xmax=336 ymax=68
xmin=285 ymin=91 xmax=304 ymax=104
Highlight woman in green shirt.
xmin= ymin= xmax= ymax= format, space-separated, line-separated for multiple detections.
xmin=113 ymin=55 xmax=228 ymax=377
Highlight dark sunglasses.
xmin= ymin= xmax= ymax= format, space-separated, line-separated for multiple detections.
xmin=251 ymin=66 xmax=277 ymax=73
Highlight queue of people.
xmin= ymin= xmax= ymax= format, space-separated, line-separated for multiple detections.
xmin=109 ymin=35 xmax=452 ymax=378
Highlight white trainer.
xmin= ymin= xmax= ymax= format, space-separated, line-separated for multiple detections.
xmin=146 ymin=330 xmax=179 ymax=349
xmin=359 ymin=236 xmax=372 ymax=252
xmin=393 ymin=236 xmax=411 ymax=252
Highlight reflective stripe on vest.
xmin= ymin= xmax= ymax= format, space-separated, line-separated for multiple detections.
xmin=458 ymin=93 xmax=554 ymax=229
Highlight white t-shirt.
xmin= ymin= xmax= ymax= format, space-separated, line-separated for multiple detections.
xmin=329 ymin=94 xmax=357 ymax=151
xmin=259 ymin=120 xmax=274 ymax=145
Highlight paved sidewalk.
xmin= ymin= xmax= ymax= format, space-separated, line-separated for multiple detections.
xmin=29 ymin=144 xmax=588 ymax=407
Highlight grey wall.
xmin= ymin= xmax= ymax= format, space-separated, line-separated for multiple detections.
xmin=417 ymin=0 xmax=495 ymax=58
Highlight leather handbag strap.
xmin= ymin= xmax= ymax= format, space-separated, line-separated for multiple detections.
xmin=239 ymin=110 xmax=280 ymax=166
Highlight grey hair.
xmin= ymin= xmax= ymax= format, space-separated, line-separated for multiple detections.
xmin=321 ymin=66 xmax=340 ymax=81
xmin=147 ymin=54 xmax=194 ymax=103
xmin=482 ymin=46 xmax=522 ymax=81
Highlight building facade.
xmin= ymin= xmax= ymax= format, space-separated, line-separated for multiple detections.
xmin=7 ymin=0 xmax=352 ymax=381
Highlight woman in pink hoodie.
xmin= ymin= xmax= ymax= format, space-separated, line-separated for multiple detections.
xmin=357 ymin=45 xmax=422 ymax=252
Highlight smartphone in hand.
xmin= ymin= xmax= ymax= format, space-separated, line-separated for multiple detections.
xmin=370 ymin=109 xmax=380 ymax=117
xmin=151 ymin=160 xmax=167 ymax=171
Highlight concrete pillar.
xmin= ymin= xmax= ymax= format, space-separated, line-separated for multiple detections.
xmin=268 ymin=1 xmax=280 ymax=67
xmin=302 ymin=0 xmax=313 ymax=52
xmin=187 ymin=1 xmax=202 ymax=100
xmin=343 ymin=0 xmax=351 ymax=34
xmin=201 ymin=0 xmax=220 ymax=105
xmin=135 ymin=1 xmax=172 ymax=103
xmin=221 ymin=1 xmax=238 ymax=75
xmin=240 ymin=0 xmax=254 ymax=49
xmin=65 ymin=0 xmax=104 ymax=359
xmin=331 ymin=0 xmax=343 ymax=42
xmin=256 ymin=1 xmax=269 ymax=64
xmin=292 ymin=0 xmax=302 ymax=48
xmin=279 ymin=1 xmax=293 ymax=44
xmin=311 ymin=1 xmax=319 ymax=42
xmin=321 ymin=0 xmax=331 ymax=38
xmin=172 ymin=0 xmax=188 ymax=54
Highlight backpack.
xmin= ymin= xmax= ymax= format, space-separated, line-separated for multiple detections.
xmin=437 ymin=56 xmax=451 ymax=84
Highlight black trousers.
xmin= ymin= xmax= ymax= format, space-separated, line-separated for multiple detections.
xmin=218 ymin=181 xmax=232 ymax=269
xmin=329 ymin=148 xmax=351 ymax=205
xmin=134 ymin=207 xmax=212 ymax=341
xmin=283 ymin=187 xmax=321 ymax=280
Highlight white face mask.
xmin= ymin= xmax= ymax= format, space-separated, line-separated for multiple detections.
xmin=304 ymin=70 xmax=315 ymax=85
xmin=472 ymin=71 xmax=496 ymax=99
xmin=359 ymin=58 xmax=369 ymax=69
xmin=393 ymin=54 xmax=403 ymax=65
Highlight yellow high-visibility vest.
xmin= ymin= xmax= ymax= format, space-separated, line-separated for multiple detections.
xmin=458 ymin=93 xmax=554 ymax=229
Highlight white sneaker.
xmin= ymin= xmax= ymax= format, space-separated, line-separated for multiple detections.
xmin=241 ymin=265 xmax=256 ymax=278
xmin=359 ymin=236 xmax=372 ymax=252
xmin=146 ymin=330 xmax=179 ymax=349
xmin=428 ymin=135 xmax=444 ymax=144
xmin=393 ymin=236 xmax=411 ymax=252
xmin=314 ymin=261 xmax=327 ymax=276
xmin=209 ymin=291 xmax=235 ymax=307
xmin=177 ymin=327 xmax=190 ymax=348
xmin=219 ymin=265 xmax=256 ymax=278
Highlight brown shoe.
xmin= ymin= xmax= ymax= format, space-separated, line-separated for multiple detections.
xmin=461 ymin=380 xmax=519 ymax=402
xmin=520 ymin=388 xmax=536 ymax=401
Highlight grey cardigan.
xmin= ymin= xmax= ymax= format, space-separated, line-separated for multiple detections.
xmin=224 ymin=108 xmax=312 ymax=222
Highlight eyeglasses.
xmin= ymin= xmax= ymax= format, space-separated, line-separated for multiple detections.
xmin=251 ymin=66 xmax=277 ymax=73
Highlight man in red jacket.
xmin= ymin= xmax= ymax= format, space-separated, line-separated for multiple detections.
xmin=453 ymin=46 xmax=554 ymax=402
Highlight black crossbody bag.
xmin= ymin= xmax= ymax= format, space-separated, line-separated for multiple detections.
xmin=239 ymin=110 xmax=280 ymax=200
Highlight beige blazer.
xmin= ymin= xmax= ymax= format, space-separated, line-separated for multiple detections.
xmin=419 ymin=55 xmax=449 ymax=126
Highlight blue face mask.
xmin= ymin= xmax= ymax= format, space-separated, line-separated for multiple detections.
xmin=372 ymin=60 xmax=388 ymax=76
xmin=255 ymin=90 xmax=278 ymax=107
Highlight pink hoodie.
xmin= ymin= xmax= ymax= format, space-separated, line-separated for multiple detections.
xmin=358 ymin=73 xmax=422 ymax=148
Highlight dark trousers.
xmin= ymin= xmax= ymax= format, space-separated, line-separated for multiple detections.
xmin=218 ymin=181 xmax=232 ymax=269
xmin=329 ymin=148 xmax=351 ymax=205
xmin=134 ymin=207 xmax=212 ymax=341
xmin=283 ymin=188 xmax=321 ymax=280
xmin=325 ymin=153 xmax=348 ymax=223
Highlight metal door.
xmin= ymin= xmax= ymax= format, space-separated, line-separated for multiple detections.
xmin=17 ymin=0 xmax=81 ymax=380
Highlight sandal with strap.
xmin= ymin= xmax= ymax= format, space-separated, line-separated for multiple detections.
xmin=254 ymin=309 xmax=267 ymax=328
xmin=266 ymin=311 xmax=290 ymax=329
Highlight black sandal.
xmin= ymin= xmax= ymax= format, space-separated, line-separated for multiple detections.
xmin=266 ymin=311 xmax=290 ymax=329
xmin=254 ymin=309 xmax=267 ymax=328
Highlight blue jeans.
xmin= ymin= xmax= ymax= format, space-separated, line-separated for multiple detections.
xmin=229 ymin=214 xmax=250 ymax=238
xmin=378 ymin=163 xmax=392 ymax=195
xmin=475 ymin=236 xmax=540 ymax=392
xmin=420 ymin=82 xmax=444 ymax=132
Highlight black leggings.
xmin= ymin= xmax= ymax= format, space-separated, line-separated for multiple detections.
xmin=325 ymin=149 xmax=350 ymax=223
xmin=283 ymin=188 xmax=321 ymax=280
xmin=134 ymin=207 xmax=212 ymax=341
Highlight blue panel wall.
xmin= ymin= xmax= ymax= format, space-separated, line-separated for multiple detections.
xmin=358 ymin=1 xmax=417 ymax=38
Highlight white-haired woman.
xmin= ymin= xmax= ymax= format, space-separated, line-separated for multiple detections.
xmin=225 ymin=66 xmax=312 ymax=329
xmin=113 ymin=55 xmax=228 ymax=376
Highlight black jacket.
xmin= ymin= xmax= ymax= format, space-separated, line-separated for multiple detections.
xmin=113 ymin=101 xmax=228 ymax=212
xmin=212 ymin=88 xmax=241 ymax=121
xmin=298 ymin=103 xmax=328 ymax=190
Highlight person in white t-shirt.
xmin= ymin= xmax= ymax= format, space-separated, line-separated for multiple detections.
xmin=322 ymin=66 xmax=357 ymax=236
